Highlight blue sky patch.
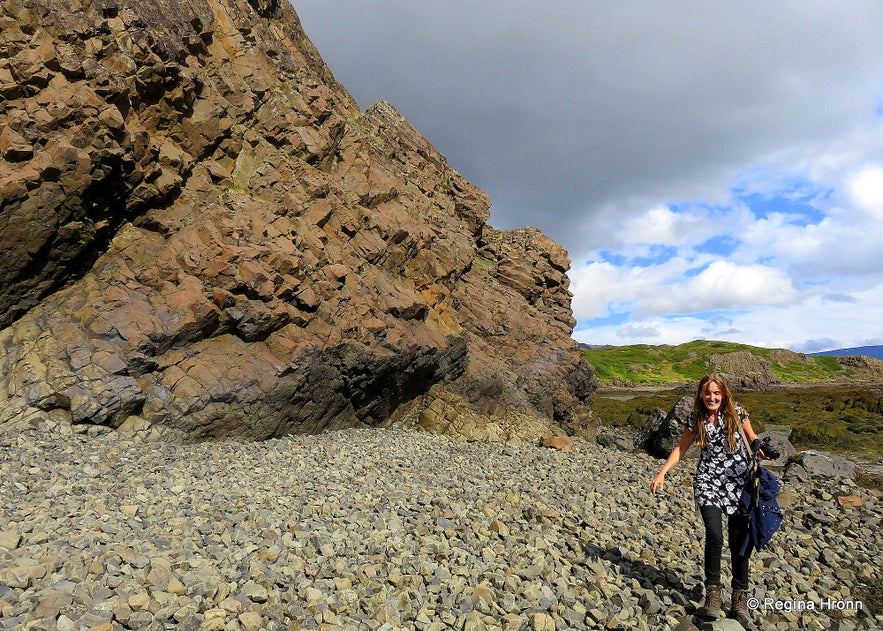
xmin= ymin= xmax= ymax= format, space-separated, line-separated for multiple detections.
xmin=668 ymin=200 xmax=726 ymax=215
xmin=731 ymin=171 xmax=831 ymax=225
xmin=631 ymin=244 xmax=678 ymax=267
xmin=575 ymin=312 xmax=630 ymax=330
xmin=695 ymin=234 xmax=740 ymax=257
xmin=738 ymin=191 xmax=826 ymax=225
xmin=596 ymin=250 xmax=627 ymax=266
xmin=682 ymin=260 xmax=713 ymax=278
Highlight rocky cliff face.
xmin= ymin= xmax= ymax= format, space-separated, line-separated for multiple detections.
xmin=0 ymin=0 xmax=596 ymax=442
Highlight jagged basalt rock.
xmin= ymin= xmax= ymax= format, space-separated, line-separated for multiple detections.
xmin=0 ymin=0 xmax=596 ymax=442
xmin=705 ymin=351 xmax=782 ymax=389
xmin=634 ymin=396 xmax=694 ymax=459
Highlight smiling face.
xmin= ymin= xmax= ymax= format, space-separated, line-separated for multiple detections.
xmin=701 ymin=380 xmax=724 ymax=415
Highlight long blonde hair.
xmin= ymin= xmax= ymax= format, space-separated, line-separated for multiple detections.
xmin=693 ymin=374 xmax=741 ymax=452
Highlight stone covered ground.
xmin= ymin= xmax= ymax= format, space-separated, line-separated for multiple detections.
xmin=1 ymin=427 xmax=881 ymax=631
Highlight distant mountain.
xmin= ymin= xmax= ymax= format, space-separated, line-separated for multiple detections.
xmin=809 ymin=346 xmax=883 ymax=360
xmin=578 ymin=343 xmax=613 ymax=351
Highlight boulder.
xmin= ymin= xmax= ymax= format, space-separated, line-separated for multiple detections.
xmin=698 ymin=620 xmax=747 ymax=631
xmin=596 ymin=429 xmax=634 ymax=452
xmin=542 ymin=435 xmax=574 ymax=452
xmin=754 ymin=426 xmax=796 ymax=466
xmin=836 ymin=495 xmax=864 ymax=508
xmin=634 ymin=396 xmax=693 ymax=458
xmin=784 ymin=450 xmax=858 ymax=481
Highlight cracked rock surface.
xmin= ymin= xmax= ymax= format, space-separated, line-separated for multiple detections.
xmin=0 ymin=0 xmax=595 ymax=441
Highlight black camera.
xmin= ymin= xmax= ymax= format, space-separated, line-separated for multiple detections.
xmin=751 ymin=436 xmax=780 ymax=460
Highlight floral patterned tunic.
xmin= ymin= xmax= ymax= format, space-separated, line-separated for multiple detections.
xmin=688 ymin=403 xmax=751 ymax=515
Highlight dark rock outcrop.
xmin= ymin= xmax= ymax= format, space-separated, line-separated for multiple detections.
xmin=0 ymin=0 xmax=596 ymax=442
xmin=836 ymin=355 xmax=883 ymax=378
xmin=633 ymin=396 xmax=693 ymax=458
xmin=705 ymin=351 xmax=782 ymax=389
xmin=596 ymin=429 xmax=634 ymax=452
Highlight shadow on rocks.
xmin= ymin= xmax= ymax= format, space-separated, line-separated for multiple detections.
xmin=580 ymin=541 xmax=703 ymax=617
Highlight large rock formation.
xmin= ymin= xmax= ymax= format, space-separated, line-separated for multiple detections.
xmin=705 ymin=351 xmax=781 ymax=389
xmin=0 ymin=0 xmax=596 ymax=442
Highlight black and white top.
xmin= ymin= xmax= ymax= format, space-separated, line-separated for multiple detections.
xmin=688 ymin=404 xmax=751 ymax=515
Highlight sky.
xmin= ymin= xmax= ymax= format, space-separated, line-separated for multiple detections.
xmin=292 ymin=1 xmax=883 ymax=353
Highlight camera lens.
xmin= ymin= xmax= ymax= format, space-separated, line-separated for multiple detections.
xmin=761 ymin=437 xmax=780 ymax=459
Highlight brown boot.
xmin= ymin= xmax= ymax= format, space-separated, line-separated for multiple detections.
xmin=697 ymin=583 xmax=723 ymax=619
xmin=729 ymin=588 xmax=750 ymax=625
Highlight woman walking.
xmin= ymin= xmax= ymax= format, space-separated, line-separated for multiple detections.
xmin=650 ymin=374 xmax=771 ymax=623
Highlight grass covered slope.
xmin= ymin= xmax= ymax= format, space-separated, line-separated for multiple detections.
xmin=583 ymin=341 xmax=883 ymax=457
xmin=582 ymin=340 xmax=877 ymax=386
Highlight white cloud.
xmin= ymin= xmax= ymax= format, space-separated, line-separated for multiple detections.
xmin=574 ymin=282 xmax=883 ymax=352
xmin=616 ymin=325 xmax=661 ymax=339
xmin=644 ymin=261 xmax=798 ymax=315
xmin=734 ymin=178 xmax=883 ymax=281
xmin=614 ymin=205 xmax=713 ymax=247
xmin=569 ymin=261 xmax=637 ymax=320
xmin=569 ymin=254 xmax=713 ymax=320
xmin=847 ymin=164 xmax=883 ymax=219
xmin=571 ymin=256 xmax=799 ymax=324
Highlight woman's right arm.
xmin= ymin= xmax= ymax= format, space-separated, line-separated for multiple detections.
xmin=650 ymin=427 xmax=695 ymax=494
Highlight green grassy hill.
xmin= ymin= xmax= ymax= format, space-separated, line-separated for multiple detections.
xmin=584 ymin=341 xmax=883 ymax=460
xmin=582 ymin=340 xmax=878 ymax=387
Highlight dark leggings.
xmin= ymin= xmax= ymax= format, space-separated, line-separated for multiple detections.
xmin=699 ymin=505 xmax=751 ymax=590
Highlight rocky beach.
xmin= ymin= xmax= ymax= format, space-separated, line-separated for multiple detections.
xmin=2 ymin=427 xmax=881 ymax=631
xmin=2 ymin=3 xmax=882 ymax=630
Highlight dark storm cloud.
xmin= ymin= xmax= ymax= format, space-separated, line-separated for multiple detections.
xmin=291 ymin=1 xmax=883 ymax=350
xmin=292 ymin=1 xmax=883 ymax=255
